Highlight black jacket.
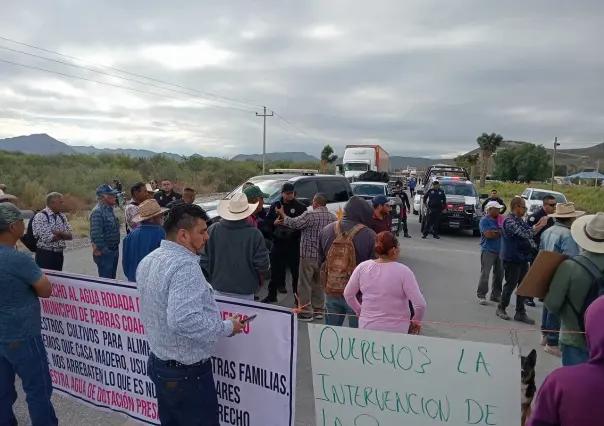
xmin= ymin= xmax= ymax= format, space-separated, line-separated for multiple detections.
xmin=392 ymin=188 xmax=410 ymax=215
xmin=528 ymin=207 xmax=554 ymax=247
xmin=423 ymin=188 xmax=447 ymax=211
xmin=482 ymin=197 xmax=507 ymax=214
xmin=266 ymin=198 xmax=307 ymax=242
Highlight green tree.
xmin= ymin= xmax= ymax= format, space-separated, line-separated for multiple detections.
xmin=453 ymin=153 xmax=479 ymax=180
xmin=476 ymin=132 xmax=503 ymax=188
xmin=492 ymin=149 xmax=518 ymax=181
xmin=320 ymin=145 xmax=338 ymax=170
xmin=514 ymin=144 xmax=550 ymax=182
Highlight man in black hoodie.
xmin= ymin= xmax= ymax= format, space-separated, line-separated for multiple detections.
xmin=318 ymin=196 xmax=377 ymax=328
xmin=262 ymin=183 xmax=307 ymax=303
xmin=481 ymin=189 xmax=507 ymax=214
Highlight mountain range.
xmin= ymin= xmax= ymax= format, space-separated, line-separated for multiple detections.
xmin=1 ymin=133 xmax=602 ymax=169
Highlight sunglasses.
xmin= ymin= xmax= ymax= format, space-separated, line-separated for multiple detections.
xmin=545 ymin=203 xmax=557 ymax=207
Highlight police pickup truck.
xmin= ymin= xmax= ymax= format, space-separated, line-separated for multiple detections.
xmin=417 ymin=175 xmax=488 ymax=236
xmin=197 ymin=169 xmax=352 ymax=224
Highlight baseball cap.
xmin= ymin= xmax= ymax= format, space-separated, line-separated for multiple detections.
xmin=0 ymin=203 xmax=27 ymax=231
xmin=244 ymin=185 xmax=269 ymax=199
xmin=372 ymin=195 xmax=390 ymax=206
xmin=432 ymin=180 xmax=440 ymax=185
xmin=281 ymin=183 xmax=295 ymax=193
xmin=485 ymin=201 xmax=504 ymax=210
xmin=96 ymin=184 xmax=119 ymax=197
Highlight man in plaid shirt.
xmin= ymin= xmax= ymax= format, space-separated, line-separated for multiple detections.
xmin=275 ymin=193 xmax=337 ymax=321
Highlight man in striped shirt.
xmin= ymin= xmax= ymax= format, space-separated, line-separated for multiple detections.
xmin=32 ymin=192 xmax=73 ymax=271
xmin=275 ymin=193 xmax=337 ymax=320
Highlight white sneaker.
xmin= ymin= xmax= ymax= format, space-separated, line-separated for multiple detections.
xmin=478 ymin=296 xmax=488 ymax=306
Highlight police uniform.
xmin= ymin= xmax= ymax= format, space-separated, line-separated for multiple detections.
xmin=422 ymin=186 xmax=447 ymax=238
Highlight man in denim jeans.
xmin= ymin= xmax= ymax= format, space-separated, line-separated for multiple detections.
xmin=318 ymin=197 xmax=376 ymax=328
xmin=90 ymin=184 xmax=121 ymax=279
xmin=0 ymin=203 xmax=58 ymax=426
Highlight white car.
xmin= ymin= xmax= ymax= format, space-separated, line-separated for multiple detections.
xmin=521 ymin=188 xmax=567 ymax=216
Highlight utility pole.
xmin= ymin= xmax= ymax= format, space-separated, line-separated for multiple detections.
xmin=596 ymin=160 xmax=600 ymax=188
xmin=256 ymin=106 xmax=273 ymax=175
xmin=551 ymin=137 xmax=559 ymax=190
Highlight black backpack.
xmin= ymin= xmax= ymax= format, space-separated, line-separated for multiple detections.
xmin=567 ymin=255 xmax=604 ymax=332
xmin=20 ymin=211 xmax=64 ymax=252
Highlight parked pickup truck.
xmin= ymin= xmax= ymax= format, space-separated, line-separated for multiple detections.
xmin=350 ymin=181 xmax=403 ymax=235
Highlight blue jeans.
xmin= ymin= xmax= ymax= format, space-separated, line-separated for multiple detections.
xmin=0 ymin=335 xmax=58 ymax=426
xmin=148 ymin=354 xmax=220 ymax=426
xmin=561 ymin=344 xmax=589 ymax=366
xmin=541 ymin=306 xmax=561 ymax=346
xmin=324 ymin=295 xmax=359 ymax=328
xmin=93 ymin=250 xmax=119 ymax=279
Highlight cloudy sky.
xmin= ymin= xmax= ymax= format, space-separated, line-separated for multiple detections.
xmin=0 ymin=1 xmax=602 ymax=159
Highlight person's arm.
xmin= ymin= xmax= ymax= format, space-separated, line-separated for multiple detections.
xmin=498 ymin=198 xmax=507 ymax=214
xmin=265 ymin=204 xmax=278 ymax=231
xmin=422 ymin=192 xmax=429 ymax=204
xmin=15 ymin=253 xmax=51 ymax=297
xmin=544 ymin=261 xmax=572 ymax=315
xmin=124 ymin=205 xmax=136 ymax=230
xmin=32 ymin=213 xmax=58 ymax=243
xmin=167 ymin=263 xmax=234 ymax=342
xmin=343 ymin=265 xmax=362 ymax=314
xmin=89 ymin=210 xmax=107 ymax=252
xmin=441 ymin=192 xmax=447 ymax=209
xmin=403 ymin=267 xmax=426 ymax=322
xmin=58 ymin=215 xmax=74 ymax=240
xmin=480 ymin=220 xmax=501 ymax=239
xmin=283 ymin=211 xmax=311 ymax=230
xmin=503 ymin=215 xmax=534 ymax=241
xmin=402 ymin=193 xmax=410 ymax=210
xmin=361 ymin=228 xmax=377 ymax=261
xmin=526 ymin=375 xmax=560 ymax=426
xmin=481 ymin=198 xmax=489 ymax=210
xmin=252 ymin=230 xmax=271 ymax=282
xmin=318 ymin=227 xmax=328 ymax=265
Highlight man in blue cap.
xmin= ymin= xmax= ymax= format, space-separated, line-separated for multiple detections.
xmin=90 ymin=184 xmax=121 ymax=279
xmin=370 ymin=195 xmax=393 ymax=234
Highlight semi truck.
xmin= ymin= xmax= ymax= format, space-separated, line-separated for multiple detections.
xmin=341 ymin=145 xmax=390 ymax=180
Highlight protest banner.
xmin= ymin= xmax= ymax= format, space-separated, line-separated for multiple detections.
xmin=41 ymin=271 xmax=297 ymax=426
xmin=308 ymin=324 xmax=519 ymax=426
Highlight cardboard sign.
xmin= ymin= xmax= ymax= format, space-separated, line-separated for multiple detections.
xmin=517 ymin=251 xmax=568 ymax=298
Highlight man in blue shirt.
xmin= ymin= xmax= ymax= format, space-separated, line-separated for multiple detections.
xmin=0 ymin=203 xmax=58 ymax=426
xmin=136 ymin=203 xmax=245 ymax=425
xmin=477 ymin=201 xmax=504 ymax=305
xmin=90 ymin=184 xmax=121 ymax=279
xmin=122 ymin=199 xmax=167 ymax=282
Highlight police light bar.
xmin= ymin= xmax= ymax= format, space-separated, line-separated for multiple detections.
xmin=269 ymin=168 xmax=318 ymax=175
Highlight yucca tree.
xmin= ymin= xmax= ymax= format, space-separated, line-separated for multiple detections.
xmin=476 ymin=133 xmax=503 ymax=188
xmin=320 ymin=144 xmax=338 ymax=171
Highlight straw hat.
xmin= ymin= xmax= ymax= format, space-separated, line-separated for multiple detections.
xmin=571 ymin=212 xmax=604 ymax=254
xmin=132 ymin=199 xmax=169 ymax=223
xmin=549 ymin=202 xmax=585 ymax=219
xmin=0 ymin=185 xmax=17 ymax=202
xmin=216 ymin=193 xmax=258 ymax=221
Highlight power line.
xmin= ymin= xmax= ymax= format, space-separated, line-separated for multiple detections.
xmin=0 ymin=35 xmax=263 ymax=109
xmin=0 ymin=58 xmax=256 ymax=113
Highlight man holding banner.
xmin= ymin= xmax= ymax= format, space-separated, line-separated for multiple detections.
xmin=0 ymin=203 xmax=58 ymax=426
xmin=136 ymin=203 xmax=245 ymax=425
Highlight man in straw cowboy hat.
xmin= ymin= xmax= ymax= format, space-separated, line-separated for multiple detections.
xmin=122 ymin=199 xmax=168 ymax=282
xmin=539 ymin=203 xmax=585 ymax=357
xmin=545 ymin=211 xmax=604 ymax=366
xmin=0 ymin=184 xmax=17 ymax=203
xmin=203 ymin=193 xmax=270 ymax=300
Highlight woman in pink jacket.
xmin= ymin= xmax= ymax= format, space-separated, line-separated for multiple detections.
xmin=344 ymin=231 xmax=426 ymax=334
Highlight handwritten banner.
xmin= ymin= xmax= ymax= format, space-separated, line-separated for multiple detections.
xmin=308 ymin=324 xmax=518 ymax=426
xmin=41 ymin=272 xmax=297 ymax=426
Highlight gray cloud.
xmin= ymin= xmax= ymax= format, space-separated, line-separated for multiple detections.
xmin=0 ymin=0 xmax=603 ymax=159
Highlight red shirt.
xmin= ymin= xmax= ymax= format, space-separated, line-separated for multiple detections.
xmin=371 ymin=213 xmax=392 ymax=234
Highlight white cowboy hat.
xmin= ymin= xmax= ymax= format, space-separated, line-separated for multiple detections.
xmin=0 ymin=187 xmax=17 ymax=202
xmin=571 ymin=212 xmax=604 ymax=254
xmin=485 ymin=201 xmax=504 ymax=210
xmin=549 ymin=202 xmax=585 ymax=219
xmin=132 ymin=199 xmax=169 ymax=223
xmin=217 ymin=193 xmax=258 ymax=221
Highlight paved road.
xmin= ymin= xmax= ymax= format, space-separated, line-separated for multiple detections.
xmin=13 ymin=203 xmax=562 ymax=425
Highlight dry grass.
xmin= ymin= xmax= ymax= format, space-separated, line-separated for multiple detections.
xmin=482 ymin=182 xmax=604 ymax=213
xmin=66 ymin=209 xmax=125 ymax=238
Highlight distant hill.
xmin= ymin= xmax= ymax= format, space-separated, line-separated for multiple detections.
xmin=0 ymin=134 xmax=76 ymax=155
xmin=231 ymin=152 xmax=320 ymax=162
xmin=71 ymin=145 xmax=183 ymax=161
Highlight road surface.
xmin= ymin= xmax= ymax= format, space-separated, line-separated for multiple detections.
xmin=13 ymin=205 xmax=562 ymax=425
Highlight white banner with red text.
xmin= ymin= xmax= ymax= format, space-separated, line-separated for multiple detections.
xmin=40 ymin=271 xmax=297 ymax=426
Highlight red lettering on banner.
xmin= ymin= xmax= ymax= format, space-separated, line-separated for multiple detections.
xmin=221 ymin=311 xmax=251 ymax=334
xmin=49 ymin=369 xmax=69 ymax=387
xmin=99 ymin=291 xmax=136 ymax=312
xmin=51 ymin=284 xmax=68 ymax=300
xmin=121 ymin=315 xmax=145 ymax=335
xmin=136 ymin=398 xmax=159 ymax=420
xmin=68 ymin=286 xmax=79 ymax=301
xmin=70 ymin=376 xmax=87 ymax=397
xmin=89 ymin=309 xmax=121 ymax=330
xmin=96 ymin=388 xmax=136 ymax=412
xmin=79 ymin=288 xmax=101 ymax=306
xmin=41 ymin=300 xmax=78 ymax=320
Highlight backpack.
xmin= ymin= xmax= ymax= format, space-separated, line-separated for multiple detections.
xmin=20 ymin=211 xmax=64 ymax=253
xmin=567 ymin=255 xmax=604 ymax=332
xmin=320 ymin=221 xmax=365 ymax=295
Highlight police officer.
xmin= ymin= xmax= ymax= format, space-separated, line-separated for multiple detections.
xmin=422 ymin=180 xmax=447 ymax=239
xmin=392 ymin=181 xmax=411 ymax=238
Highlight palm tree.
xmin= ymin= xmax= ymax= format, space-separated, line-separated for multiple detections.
xmin=466 ymin=153 xmax=480 ymax=182
xmin=320 ymin=145 xmax=338 ymax=171
xmin=476 ymin=133 xmax=503 ymax=188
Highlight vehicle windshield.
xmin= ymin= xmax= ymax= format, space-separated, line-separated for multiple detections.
xmin=439 ymin=183 xmax=477 ymax=197
xmin=225 ymin=179 xmax=287 ymax=204
xmin=344 ymin=162 xmax=369 ymax=172
xmin=352 ymin=184 xmax=386 ymax=196
xmin=531 ymin=191 xmax=567 ymax=203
